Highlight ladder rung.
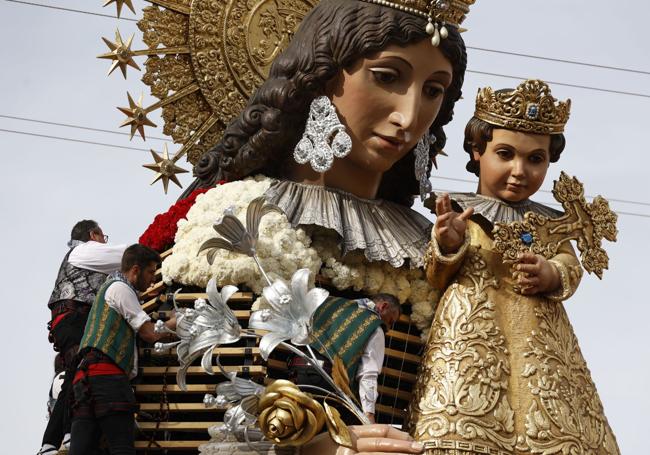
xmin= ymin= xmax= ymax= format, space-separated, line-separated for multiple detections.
xmin=138 ymin=421 xmax=213 ymax=431
xmin=134 ymin=440 xmax=204 ymax=450
xmin=140 ymin=365 xmax=266 ymax=376
xmin=140 ymin=346 xmax=260 ymax=357
xmin=136 ymin=384 xmax=214 ymax=394
xmin=139 ymin=402 xmax=224 ymax=412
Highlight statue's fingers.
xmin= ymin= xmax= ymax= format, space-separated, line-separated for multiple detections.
xmin=348 ymin=425 xmax=414 ymax=441
xmin=435 ymin=212 xmax=455 ymax=225
xmin=458 ymin=206 xmax=474 ymax=221
xmin=518 ymin=276 xmax=539 ymax=287
xmin=515 ymin=263 xmax=539 ymax=275
xmin=520 ymin=285 xmax=539 ymax=295
xmin=516 ymin=252 xmax=537 ymax=264
xmin=435 ymin=194 xmax=450 ymax=216
xmin=356 ymin=437 xmax=424 ymax=454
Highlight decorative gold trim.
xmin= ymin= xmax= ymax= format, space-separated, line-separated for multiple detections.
xmin=426 ymin=230 xmax=470 ymax=267
xmin=545 ymin=259 xmax=573 ymax=301
xmin=423 ymin=439 xmax=509 ymax=455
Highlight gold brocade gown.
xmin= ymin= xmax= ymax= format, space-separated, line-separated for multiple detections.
xmin=407 ymin=220 xmax=620 ymax=455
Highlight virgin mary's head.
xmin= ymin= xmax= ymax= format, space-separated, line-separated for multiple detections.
xmin=194 ymin=0 xmax=468 ymax=206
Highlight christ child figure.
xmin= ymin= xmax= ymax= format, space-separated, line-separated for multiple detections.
xmin=407 ymin=79 xmax=620 ymax=455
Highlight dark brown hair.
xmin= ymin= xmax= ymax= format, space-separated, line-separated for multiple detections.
xmin=70 ymin=220 xmax=100 ymax=242
xmin=121 ymin=244 xmax=161 ymax=272
xmin=463 ymin=116 xmax=567 ymax=176
xmin=190 ymin=0 xmax=467 ymax=206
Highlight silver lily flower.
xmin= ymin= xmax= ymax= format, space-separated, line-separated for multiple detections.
xmin=204 ymin=359 xmax=265 ymax=410
xmin=222 ymin=395 xmax=259 ymax=433
xmin=175 ymin=278 xmax=242 ymax=390
xmin=198 ymin=196 xmax=282 ymax=264
xmin=249 ymin=268 xmax=329 ymax=360
xmin=216 ymin=371 xmax=265 ymax=403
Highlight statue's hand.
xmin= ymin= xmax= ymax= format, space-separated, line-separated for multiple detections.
xmin=434 ymin=193 xmax=473 ymax=254
xmin=302 ymin=424 xmax=424 ymax=454
xmin=514 ymin=253 xmax=561 ymax=295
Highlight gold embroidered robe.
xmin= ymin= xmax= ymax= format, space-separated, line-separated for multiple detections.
xmin=407 ymin=220 xmax=620 ymax=455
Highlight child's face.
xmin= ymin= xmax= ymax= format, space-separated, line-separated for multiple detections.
xmin=473 ymin=129 xmax=551 ymax=202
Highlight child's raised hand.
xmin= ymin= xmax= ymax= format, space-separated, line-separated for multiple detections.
xmin=514 ymin=253 xmax=561 ymax=295
xmin=434 ymin=193 xmax=474 ymax=254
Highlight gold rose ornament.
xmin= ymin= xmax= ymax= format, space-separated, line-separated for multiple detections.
xmin=258 ymin=380 xmax=325 ymax=446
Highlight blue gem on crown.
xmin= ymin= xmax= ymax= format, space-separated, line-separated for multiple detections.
xmin=526 ymin=103 xmax=539 ymax=120
xmin=520 ymin=231 xmax=534 ymax=246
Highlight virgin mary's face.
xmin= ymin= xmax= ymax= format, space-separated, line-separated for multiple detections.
xmin=328 ymin=39 xmax=453 ymax=173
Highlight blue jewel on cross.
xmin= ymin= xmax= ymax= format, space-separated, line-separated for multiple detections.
xmin=520 ymin=232 xmax=534 ymax=246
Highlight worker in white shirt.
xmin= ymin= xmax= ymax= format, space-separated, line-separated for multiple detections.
xmin=38 ymin=220 xmax=126 ymax=455
xmin=69 ymin=244 xmax=176 ymax=455
xmin=289 ymin=293 xmax=401 ymax=423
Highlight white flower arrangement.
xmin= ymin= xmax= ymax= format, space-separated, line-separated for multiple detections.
xmin=162 ymin=176 xmax=439 ymax=336
xmin=162 ymin=177 xmax=321 ymax=293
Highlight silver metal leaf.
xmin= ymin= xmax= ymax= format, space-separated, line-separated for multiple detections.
xmin=246 ymin=196 xmax=283 ymax=241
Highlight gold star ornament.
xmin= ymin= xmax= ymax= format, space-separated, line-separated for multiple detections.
xmin=143 ymin=144 xmax=188 ymax=194
xmin=103 ymin=0 xmax=136 ymax=18
xmin=98 ymin=29 xmax=140 ymax=78
xmin=117 ymin=92 xmax=157 ymax=140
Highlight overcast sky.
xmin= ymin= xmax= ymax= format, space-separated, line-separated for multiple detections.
xmin=1 ymin=0 xmax=648 ymax=453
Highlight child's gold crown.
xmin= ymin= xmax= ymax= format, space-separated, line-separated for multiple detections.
xmin=474 ymin=79 xmax=571 ymax=135
xmin=359 ymin=0 xmax=476 ymax=46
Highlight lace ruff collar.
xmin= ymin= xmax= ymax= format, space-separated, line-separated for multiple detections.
xmin=426 ymin=192 xmax=562 ymax=225
xmin=264 ymin=180 xmax=432 ymax=268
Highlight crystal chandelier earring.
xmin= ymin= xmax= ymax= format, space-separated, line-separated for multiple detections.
xmin=293 ymin=96 xmax=352 ymax=173
xmin=414 ymin=133 xmax=435 ymax=201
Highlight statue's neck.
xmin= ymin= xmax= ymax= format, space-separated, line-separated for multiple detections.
xmin=285 ymin=160 xmax=382 ymax=199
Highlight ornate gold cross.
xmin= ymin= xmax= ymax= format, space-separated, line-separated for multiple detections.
xmin=492 ymin=172 xmax=618 ymax=278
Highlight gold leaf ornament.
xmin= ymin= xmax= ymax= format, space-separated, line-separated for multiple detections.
xmin=323 ymin=402 xmax=354 ymax=449
xmin=258 ymin=380 xmax=325 ymax=446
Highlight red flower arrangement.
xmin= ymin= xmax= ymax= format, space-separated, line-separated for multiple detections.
xmin=139 ymin=184 xmax=223 ymax=252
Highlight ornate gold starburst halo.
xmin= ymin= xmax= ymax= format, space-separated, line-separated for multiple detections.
xmin=474 ymin=79 xmax=571 ymax=135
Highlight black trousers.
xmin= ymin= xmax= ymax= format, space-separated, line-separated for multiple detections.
xmin=69 ymin=414 xmax=135 ymax=455
xmin=69 ymin=371 xmax=138 ymax=455
xmin=42 ymin=309 xmax=89 ymax=447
